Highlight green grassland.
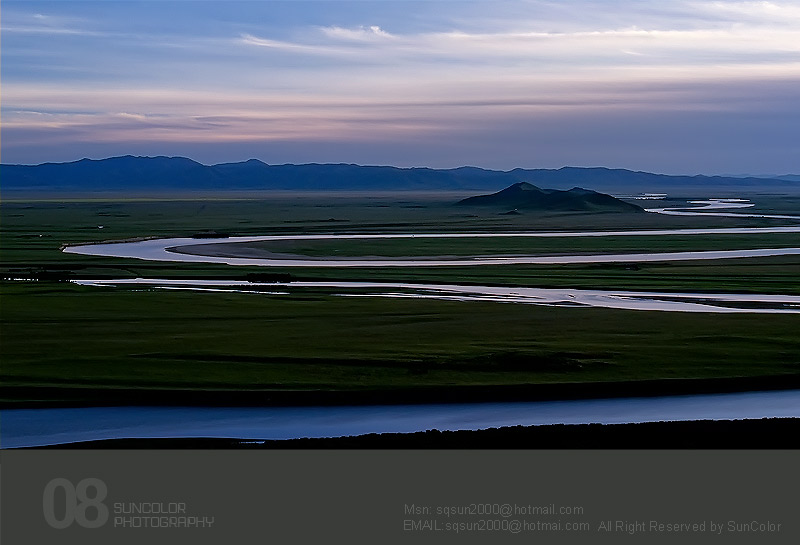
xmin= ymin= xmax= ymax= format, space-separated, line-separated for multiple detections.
xmin=1 ymin=193 xmax=799 ymax=403
xmin=2 ymin=282 xmax=799 ymax=393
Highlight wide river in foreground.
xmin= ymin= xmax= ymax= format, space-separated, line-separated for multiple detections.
xmin=3 ymin=389 xmax=800 ymax=448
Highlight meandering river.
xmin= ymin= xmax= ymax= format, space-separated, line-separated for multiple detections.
xmin=63 ymin=226 xmax=800 ymax=267
xmin=62 ymin=196 xmax=800 ymax=267
xmin=645 ymin=198 xmax=800 ymax=220
xmin=73 ymin=279 xmax=800 ymax=314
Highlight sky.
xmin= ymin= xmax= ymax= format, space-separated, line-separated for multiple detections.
xmin=2 ymin=0 xmax=799 ymax=174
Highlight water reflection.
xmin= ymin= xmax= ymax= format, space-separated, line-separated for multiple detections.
xmin=73 ymin=279 xmax=800 ymax=314
xmin=4 ymin=389 xmax=800 ymax=448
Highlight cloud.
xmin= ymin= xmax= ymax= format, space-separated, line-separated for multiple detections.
xmin=4 ymin=73 xmax=797 ymax=153
xmin=237 ymin=15 xmax=800 ymax=74
xmin=320 ymin=25 xmax=396 ymax=41
xmin=5 ymin=0 xmax=800 ymax=171
xmin=697 ymin=1 xmax=800 ymax=23
xmin=3 ymin=11 xmax=103 ymax=36
xmin=238 ymin=33 xmax=341 ymax=55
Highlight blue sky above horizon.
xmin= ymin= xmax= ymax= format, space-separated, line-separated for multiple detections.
xmin=2 ymin=0 xmax=799 ymax=174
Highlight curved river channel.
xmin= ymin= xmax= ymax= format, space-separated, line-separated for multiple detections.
xmin=63 ymin=197 xmax=800 ymax=268
xmin=73 ymin=279 xmax=800 ymax=314
xmin=63 ymin=226 xmax=800 ymax=267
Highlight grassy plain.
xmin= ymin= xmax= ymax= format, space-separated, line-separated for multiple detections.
xmin=1 ymin=192 xmax=799 ymax=404
xmin=2 ymin=282 xmax=799 ymax=392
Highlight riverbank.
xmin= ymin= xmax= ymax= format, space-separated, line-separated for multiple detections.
xmin=24 ymin=418 xmax=800 ymax=449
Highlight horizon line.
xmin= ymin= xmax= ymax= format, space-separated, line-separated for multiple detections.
xmin=4 ymin=154 xmax=795 ymax=178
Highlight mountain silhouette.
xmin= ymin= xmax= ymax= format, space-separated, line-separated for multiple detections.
xmin=3 ymin=155 xmax=797 ymax=193
xmin=457 ymin=182 xmax=643 ymax=212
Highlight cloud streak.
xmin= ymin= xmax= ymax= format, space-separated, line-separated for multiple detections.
xmin=238 ymin=22 xmax=800 ymax=69
xmin=2 ymin=10 xmax=104 ymax=36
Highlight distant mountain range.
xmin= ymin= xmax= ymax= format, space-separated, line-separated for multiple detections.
xmin=722 ymin=173 xmax=800 ymax=182
xmin=458 ymin=182 xmax=643 ymax=213
xmin=3 ymin=155 xmax=799 ymax=193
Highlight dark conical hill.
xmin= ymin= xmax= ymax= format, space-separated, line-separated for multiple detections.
xmin=457 ymin=182 xmax=643 ymax=212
